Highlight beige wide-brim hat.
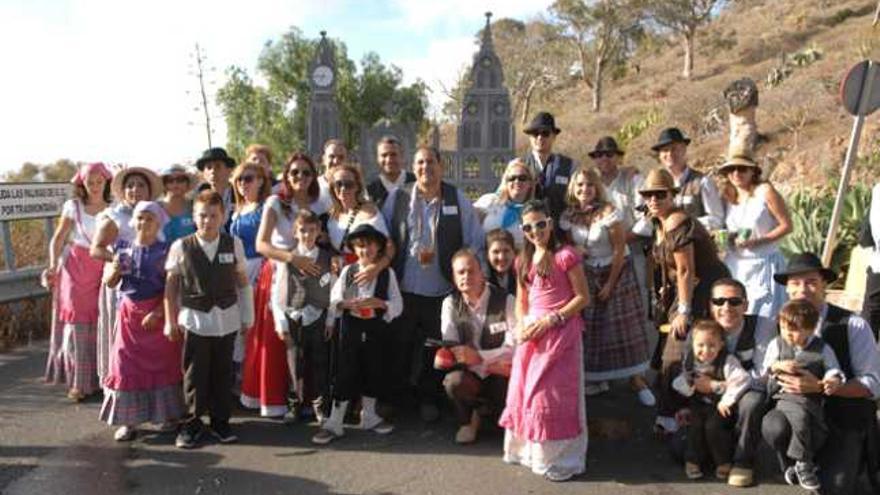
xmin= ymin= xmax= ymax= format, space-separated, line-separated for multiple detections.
xmin=638 ymin=168 xmax=679 ymax=194
xmin=111 ymin=166 xmax=163 ymax=202
xmin=717 ymin=155 xmax=762 ymax=175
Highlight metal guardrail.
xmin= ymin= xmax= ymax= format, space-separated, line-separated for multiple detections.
xmin=0 ymin=212 xmax=55 ymax=305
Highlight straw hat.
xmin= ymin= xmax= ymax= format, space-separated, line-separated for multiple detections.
xmin=159 ymin=163 xmax=200 ymax=192
xmin=110 ymin=166 xmax=162 ymax=201
xmin=717 ymin=155 xmax=762 ymax=176
xmin=638 ymin=168 xmax=679 ymax=194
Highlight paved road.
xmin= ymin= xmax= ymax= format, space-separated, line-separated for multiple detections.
xmin=0 ymin=343 xmax=819 ymax=495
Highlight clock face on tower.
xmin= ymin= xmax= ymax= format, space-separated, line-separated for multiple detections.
xmin=312 ymin=65 xmax=334 ymax=87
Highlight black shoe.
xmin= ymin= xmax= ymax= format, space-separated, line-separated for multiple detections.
xmin=795 ymin=461 xmax=820 ymax=491
xmin=175 ymin=421 xmax=203 ymax=449
xmin=210 ymin=421 xmax=238 ymax=444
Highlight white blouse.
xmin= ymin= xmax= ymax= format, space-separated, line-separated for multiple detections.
xmin=327 ymin=210 xmax=390 ymax=252
xmin=62 ymin=199 xmax=101 ymax=247
xmin=562 ymin=209 xmax=628 ymax=267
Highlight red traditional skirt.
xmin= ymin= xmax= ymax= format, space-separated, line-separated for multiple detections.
xmin=240 ymin=260 xmax=290 ymax=417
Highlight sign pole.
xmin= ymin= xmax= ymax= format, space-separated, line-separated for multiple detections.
xmin=823 ymin=61 xmax=877 ymax=266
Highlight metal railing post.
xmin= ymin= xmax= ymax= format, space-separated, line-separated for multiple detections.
xmin=1 ymin=220 xmax=15 ymax=271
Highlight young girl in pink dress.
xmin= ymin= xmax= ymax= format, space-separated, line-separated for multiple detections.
xmin=499 ymin=199 xmax=590 ymax=482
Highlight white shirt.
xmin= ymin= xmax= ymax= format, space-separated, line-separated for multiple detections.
xmin=813 ymin=304 xmax=880 ymax=399
xmin=869 ymin=184 xmax=880 ymax=272
xmin=724 ymin=315 xmax=776 ymax=388
xmin=327 ymin=211 xmax=390 ymax=253
xmin=264 ymin=195 xmax=328 ymax=251
xmin=440 ymin=286 xmax=516 ymax=378
xmin=378 ymin=172 xmax=407 ymax=197
xmin=165 ymin=234 xmax=249 ymax=337
xmin=760 ymin=335 xmax=845 ymax=383
xmin=62 ymin=199 xmax=102 ymax=247
xmin=316 ymin=176 xmax=333 ymax=215
xmin=330 ymin=265 xmax=403 ymax=323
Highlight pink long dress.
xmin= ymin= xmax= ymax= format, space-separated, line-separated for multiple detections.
xmin=499 ymin=246 xmax=588 ymax=479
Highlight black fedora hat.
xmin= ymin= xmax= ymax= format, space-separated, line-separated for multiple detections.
xmin=588 ymin=136 xmax=625 ymax=158
xmin=773 ymin=252 xmax=837 ymax=285
xmin=523 ymin=112 xmax=561 ymax=135
xmin=651 ymin=127 xmax=691 ymax=152
xmin=196 ymin=147 xmax=236 ymax=171
xmin=344 ymin=223 xmax=388 ymax=250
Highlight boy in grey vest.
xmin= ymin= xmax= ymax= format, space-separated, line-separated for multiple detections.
xmin=760 ymin=299 xmax=844 ymax=492
xmin=271 ymin=209 xmax=336 ymax=424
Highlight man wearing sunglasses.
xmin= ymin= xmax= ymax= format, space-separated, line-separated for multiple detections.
xmin=705 ymin=278 xmax=775 ymax=487
xmin=651 ymin=127 xmax=725 ymax=231
xmin=521 ymin=112 xmax=575 ymax=220
xmin=195 ymin=147 xmax=236 ymax=233
xmin=382 ymin=146 xmax=485 ymax=423
xmin=366 ymin=135 xmax=415 ymax=210
xmin=760 ymin=252 xmax=880 ymax=494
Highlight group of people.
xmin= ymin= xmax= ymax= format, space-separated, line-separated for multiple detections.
xmin=39 ymin=110 xmax=880 ymax=492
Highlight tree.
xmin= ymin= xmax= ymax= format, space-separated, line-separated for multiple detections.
xmin=216 ymin=27 xmax=428 ymax=162
xmin=3 ymin=160 xmax=77 ymax=183
xmin=643 ymin=0 xmax=722 ymax=79
xmin=487 ymin=18 xmax=571 ymax=124
xmin=551 ymin=0 xmax=643 ymax=112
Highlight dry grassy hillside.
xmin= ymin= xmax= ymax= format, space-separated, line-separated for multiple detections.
xmin=511 ymin=0 xmax=880 ymax=191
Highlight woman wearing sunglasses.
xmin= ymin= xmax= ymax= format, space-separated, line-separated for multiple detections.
xmin=640 ymin=168 xmax=730 ymax=436
xmin=499 ymin=200 xmax=590 ymax=482
xmin=159 ymin=164 xmax=198 ymax=243
xmin=327 ymin=163 xmax=393 ymax=275
xmin=718 ymin=156 xmax=791 ymax=318
xmin=560 ymin=166 xmax=653 ymax=406
xmin=474 ymin=159 xmax=535 ymax=249
xmin=241 ymin=152 xmax=325 ymax=418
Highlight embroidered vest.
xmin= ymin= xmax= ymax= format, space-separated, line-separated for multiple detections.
xmin=180 ymin=233 xmax=238 ymax=312
xmin=675 ymin=168 xmax=707 ymax=221
xmin=289 ymin=248 xmax=333 ymax=310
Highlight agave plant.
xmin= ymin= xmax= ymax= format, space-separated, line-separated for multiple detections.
xmin=779 ymin=183 xmax=870 ymax=286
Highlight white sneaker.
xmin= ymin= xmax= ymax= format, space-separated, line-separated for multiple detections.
xmin=654 ymin=415 xmax=679 ymax=434
xmin=636 ymin=388 xmax=656 ymax=407
xmin=584 ymin=381 xmax=610 ymax=396
xmin=114 ymin=426 xmax=136 ymax=441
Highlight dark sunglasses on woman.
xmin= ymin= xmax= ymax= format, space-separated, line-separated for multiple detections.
xmin=237 ymin=175 xmax=257 ymax=184
xmin=639 ymin=190 xmax=668 ymax=200
xmin=289 ymin=169 xmax=313 ymax=178
xmin=522 ymin=219 xmax=549 ymax=234
xmin=506 ymin=175 xmax=530 ymax=183
xmin=334 ymin=179 xmax=356 ymax=190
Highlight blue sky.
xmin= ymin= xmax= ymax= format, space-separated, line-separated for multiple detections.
xmin=0 ymin=0 xmax=552 ymax=173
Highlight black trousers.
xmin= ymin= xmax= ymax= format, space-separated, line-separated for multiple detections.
xmin=733 ymin=390 xmax=768 ymax=468
xmin=655 ymin=332 xmax=688 ymax=417
xmin=182 ymin=331 xmax=235 ymax=427
xmin=334 ymin=314 xmax=387 ymax=402
xmin=443 ymin=370 xmax=508 ymax=425
xmin=285 ymin=315 xmax=330 ymax=408
xmin=686 ymin=400 xmax=736 ymax=466
xmin=390 ymin=293 xmax=445 ymax=405
xmin=763 ymin=409 xmax=872 ymax=494
xmin=863 ymin=269 xmax=880 ymax=340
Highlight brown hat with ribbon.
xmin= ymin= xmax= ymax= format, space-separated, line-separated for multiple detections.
xmin=638 ymin=168 xmax=679 ymax=195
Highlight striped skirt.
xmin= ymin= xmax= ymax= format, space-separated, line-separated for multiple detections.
xmin=96 ymin=274 xmax=118 ymax=384
xmin=582 ymin=257 xmax=650 ymax=381
xmin=63 ymin=322 xmax=99 ymax=395
xmin=100 ymin=383 xmax=184 ymax=426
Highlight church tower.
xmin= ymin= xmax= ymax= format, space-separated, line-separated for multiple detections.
xmin=455 ymin=12 xmax=515 ymax=198
xmin=307 ymin=31 xmax=342 ymax=162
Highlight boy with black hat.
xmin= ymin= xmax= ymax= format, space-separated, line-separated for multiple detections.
xmin=521 ymin=111 xmax=576 ymax=220
xmin=312 ymin=223 xmax=403 ymax=445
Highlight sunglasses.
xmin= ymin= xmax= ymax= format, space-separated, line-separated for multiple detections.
xmin=334 ymin=179 xmax=357 ymax=190
xmin=725 ymin=165 xmax=753 ymax=174
xmin=592 ymin=151 xmax=616 ymax=158
xmin=163 ymin=175 xmax=189 ymax=184
xmin=237 ymin=174 xmax=257 ymax=184
xmin=289 ymin=168 xmax=313 ymax=178
xmin=522 ymin=219 xmax=550 ymax=234
xmin=711 ymin=297 xmax=745 ymax=307
xmin=531 ymin=130 xmax=552 ymax=138
xmin=506 ymin=174 xmax=531 ymax=183
xmin=639 ymin=190 xmax=668 ymax=200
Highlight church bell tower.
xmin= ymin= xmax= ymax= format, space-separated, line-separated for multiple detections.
xmin=307 ymin=31 xmax=343 ymax=161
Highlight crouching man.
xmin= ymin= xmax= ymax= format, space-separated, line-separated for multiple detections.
xmin=437 ymin=249 xmax=515 ymax=444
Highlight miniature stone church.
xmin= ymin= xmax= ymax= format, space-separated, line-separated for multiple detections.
xmin=306 ymin=12 xmax=515 ymax=199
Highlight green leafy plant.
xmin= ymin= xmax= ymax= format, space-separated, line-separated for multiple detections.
xmin=615 ymin=106 xmax=661 ymax=147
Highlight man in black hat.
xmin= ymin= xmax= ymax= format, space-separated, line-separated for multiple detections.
xmin=196 ymin=147 xmax=237 ymax=232
xmin=366 ymin=135 xmax=415 ymax=210
xmin=651 ymin=127 xmax=724 ymax=231
xmin=760 ymin=252 xmax=880 ymax=494
xmin=521 ymin=111 xmax=575 ymax=220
